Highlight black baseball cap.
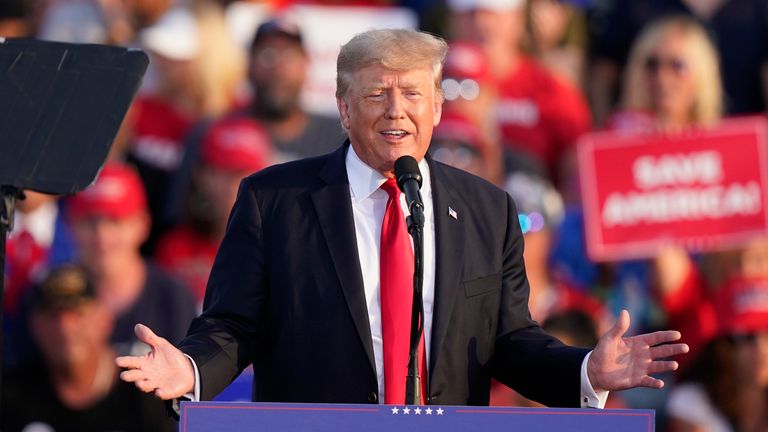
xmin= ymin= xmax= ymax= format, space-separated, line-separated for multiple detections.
xmin=32 ymin=265 xmax=96 ymax=310
xmin=251 ymin=17 xmax=304 ymax=50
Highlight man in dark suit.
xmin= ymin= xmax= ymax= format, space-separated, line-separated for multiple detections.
xmin=117 ymin=29 xmax=687 ymax=408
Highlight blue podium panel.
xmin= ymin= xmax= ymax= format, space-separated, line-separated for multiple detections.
xmin=180 ymin=402 xmax=654 ymax=432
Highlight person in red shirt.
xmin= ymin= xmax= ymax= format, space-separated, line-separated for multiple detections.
xmin=155 ymin=116 xmax=273 ymax=305
xmin=66 ymin=163 xmax=197 ymax=356
xmin=127 ymin=4 xmax=246 ymax=253
xmin=666 ymin=276 xmax=768 ymax=432
xmin=606 ymin=15 xmax=733 ymax=368
xmin=440 ymin=41 xmax=505 ymax=185
xmin=3 ymin=191 xmax=79 ymax=369
xmin=447 ymin=0 xmax=591 ymax=186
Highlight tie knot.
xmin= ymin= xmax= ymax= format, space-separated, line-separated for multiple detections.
xmin=380 ymin=178 xmax=400 ymax=200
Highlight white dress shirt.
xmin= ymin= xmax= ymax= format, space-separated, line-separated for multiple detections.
xmin=345 ymin=145 xmax=435 ymax=403
xmin=185 ymin=145 xmax=608 ymax=408
xmin=11 ymin=200 xmax=58 ymax=247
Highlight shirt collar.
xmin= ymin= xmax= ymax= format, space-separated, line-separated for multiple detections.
xmin=345 ymin=144 xmax=431 ymax=202
xmin=12 ymin=200 xmax=58 ymax=247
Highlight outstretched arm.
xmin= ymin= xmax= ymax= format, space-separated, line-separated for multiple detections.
xmin=587 ymin=310 xmax=689 ymax=392
xmin=116 ymin=324 xmax=196 ymax=400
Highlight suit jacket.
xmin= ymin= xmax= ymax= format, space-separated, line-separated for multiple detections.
xmin=178 ymin=143 xmax=590 ymax=407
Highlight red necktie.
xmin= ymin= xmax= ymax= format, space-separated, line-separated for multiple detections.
xmin=380 ymin=178 xmax=427 ymax=404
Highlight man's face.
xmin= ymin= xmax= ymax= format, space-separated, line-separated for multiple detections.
xmin=337 ymin=64 xmax=442 ymax=177
xmin=196 ymin=166 xmax=248 ymax=225
xmin=31 ymin=302 xmax=112 ymax=369
xmin=249 ymin=36 xmax=308 ymax=118
xmin=645 ymin=29 xmax=697 ymax=124
xmin=450 ymin=8 xmax=525 ymax=50
xmin=71 ymin=214 xmax=148 ymax=276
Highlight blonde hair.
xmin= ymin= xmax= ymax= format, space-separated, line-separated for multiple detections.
xmin=621 ymin=15 xmax=723 ymax=125
xmin=189 ymin=0 xmax=246 ymax=117
xmin=336 ymin=29 xmax=448 ymax=99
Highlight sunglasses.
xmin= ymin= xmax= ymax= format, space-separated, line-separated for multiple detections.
xmin=644 ymin=56 xmax=689 ymax=76
xmin=728 ymin=332 xmax=768 ymax=345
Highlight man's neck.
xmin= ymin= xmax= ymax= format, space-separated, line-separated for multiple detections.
xmin=486 ymin=43 xmax=523 ymax=80
xmin=52 ymin=349 xmax=116 ymax=410
xmin=262 ymin=109 xmax=308 ymax=144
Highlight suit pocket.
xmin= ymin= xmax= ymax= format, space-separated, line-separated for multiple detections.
xmin=463 ymin=273 xmax=502 ymax=298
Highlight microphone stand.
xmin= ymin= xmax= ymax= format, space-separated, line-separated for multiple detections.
xmin=405 ymin=206 xmax=425 ymax=405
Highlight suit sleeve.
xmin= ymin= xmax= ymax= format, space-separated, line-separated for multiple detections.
xmin=490 ymin=193 xmax=590 ymax=407
xmin=177 ymin=177 xmax=267 ymax=400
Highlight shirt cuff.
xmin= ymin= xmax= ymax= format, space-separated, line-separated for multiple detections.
xmin=172 ymin=354 xmax=202 ymax=415
xmin=580 ymin=351 xmax=609 ymax=409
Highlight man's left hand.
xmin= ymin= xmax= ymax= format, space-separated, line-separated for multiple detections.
xmin=588 ymin=309 xmax=689 ymax=392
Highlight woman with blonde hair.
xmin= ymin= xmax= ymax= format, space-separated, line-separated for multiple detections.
xmin=614 ymin=15 xmax=723 ymax=132
xmin=608 ymin=15 xmax=768 ymax=432
xmin=186 ymin=0 xmax=247 ymax=117
xmin=126 ymin=0 xmax=247 ymax=253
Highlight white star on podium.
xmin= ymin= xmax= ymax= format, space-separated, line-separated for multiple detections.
xmin=414 ymin=408 xmax=422 ymax=415
xmin=436 ymin=408 xmax=444 ymax=415
xmin=425 ymin=408 xmax=433 ymax=415
xmin=403 ymin=407 xmax=411 ymax=415
xmin=391 ymin=407 xmax=399 ymax=415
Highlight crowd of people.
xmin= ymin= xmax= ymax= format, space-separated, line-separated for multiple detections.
xmin=2 ymin=0 xmax=768 ymax=431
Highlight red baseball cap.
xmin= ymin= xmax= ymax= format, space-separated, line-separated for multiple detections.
xmin=443 ymin=42 xmax=493 ymax=83
xmin=715 ymin=276 xmax=768 ymax=335
xmin=201 ymin=116 xmax=272 ymax=173
xmin=68 ymin=163 xmax=147 ymax=220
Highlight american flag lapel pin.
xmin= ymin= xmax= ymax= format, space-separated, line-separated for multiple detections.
xmin=448 ymin=206 xmax=458 ymax=220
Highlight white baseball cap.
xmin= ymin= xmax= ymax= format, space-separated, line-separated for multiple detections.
xmin=447 ymin=0 xmax=524 ymax=12
xmin=139 ymin=8 xmax=200 ymax=61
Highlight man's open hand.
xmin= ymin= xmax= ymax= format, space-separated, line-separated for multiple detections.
xmin=115 ymin=324 xmax=195 ymax=400
xmin=588 ymin=310 xmax=689 ymax=392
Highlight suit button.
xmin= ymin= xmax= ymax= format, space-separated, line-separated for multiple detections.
xmin=367 ymin=392 xmax=378 ymax=403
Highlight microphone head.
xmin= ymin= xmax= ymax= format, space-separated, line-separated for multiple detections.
xmin=394 ymin=156 xmax=422 ymax=191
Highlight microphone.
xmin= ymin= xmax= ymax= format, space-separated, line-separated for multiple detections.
xmin=394 ymin=156 xmax=425 ymax=231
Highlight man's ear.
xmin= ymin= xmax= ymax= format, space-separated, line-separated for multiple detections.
xmin=336 ymin=97 xmax=351 ymax=130
xmin=433 ymin=95 xmax=443 ymax=127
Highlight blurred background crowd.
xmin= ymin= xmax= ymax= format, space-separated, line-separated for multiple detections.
xmin=2 ymin=0 xmax=768 ymax=430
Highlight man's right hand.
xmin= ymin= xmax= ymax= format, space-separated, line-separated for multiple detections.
xmin=116 ymin=323 xmax=195 ymax=400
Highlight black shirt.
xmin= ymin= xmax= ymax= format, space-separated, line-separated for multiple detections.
xmin=111 ymin=263 xmax=198 ymax=356
xmin=2 ymin=360 xmax=176 ymax=432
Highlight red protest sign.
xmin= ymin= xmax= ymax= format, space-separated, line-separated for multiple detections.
xmin=578 ymin=116 xmax=768 ymax=261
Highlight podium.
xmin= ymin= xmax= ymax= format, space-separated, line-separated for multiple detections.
xmin=179 ymin=402 xmax=654 ymax=431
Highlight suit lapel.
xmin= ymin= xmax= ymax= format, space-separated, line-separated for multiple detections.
xmin=310 ymin=144 xmax=376 ymax=373
xmin=428 ymin=160 xmax=465 ymax=382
